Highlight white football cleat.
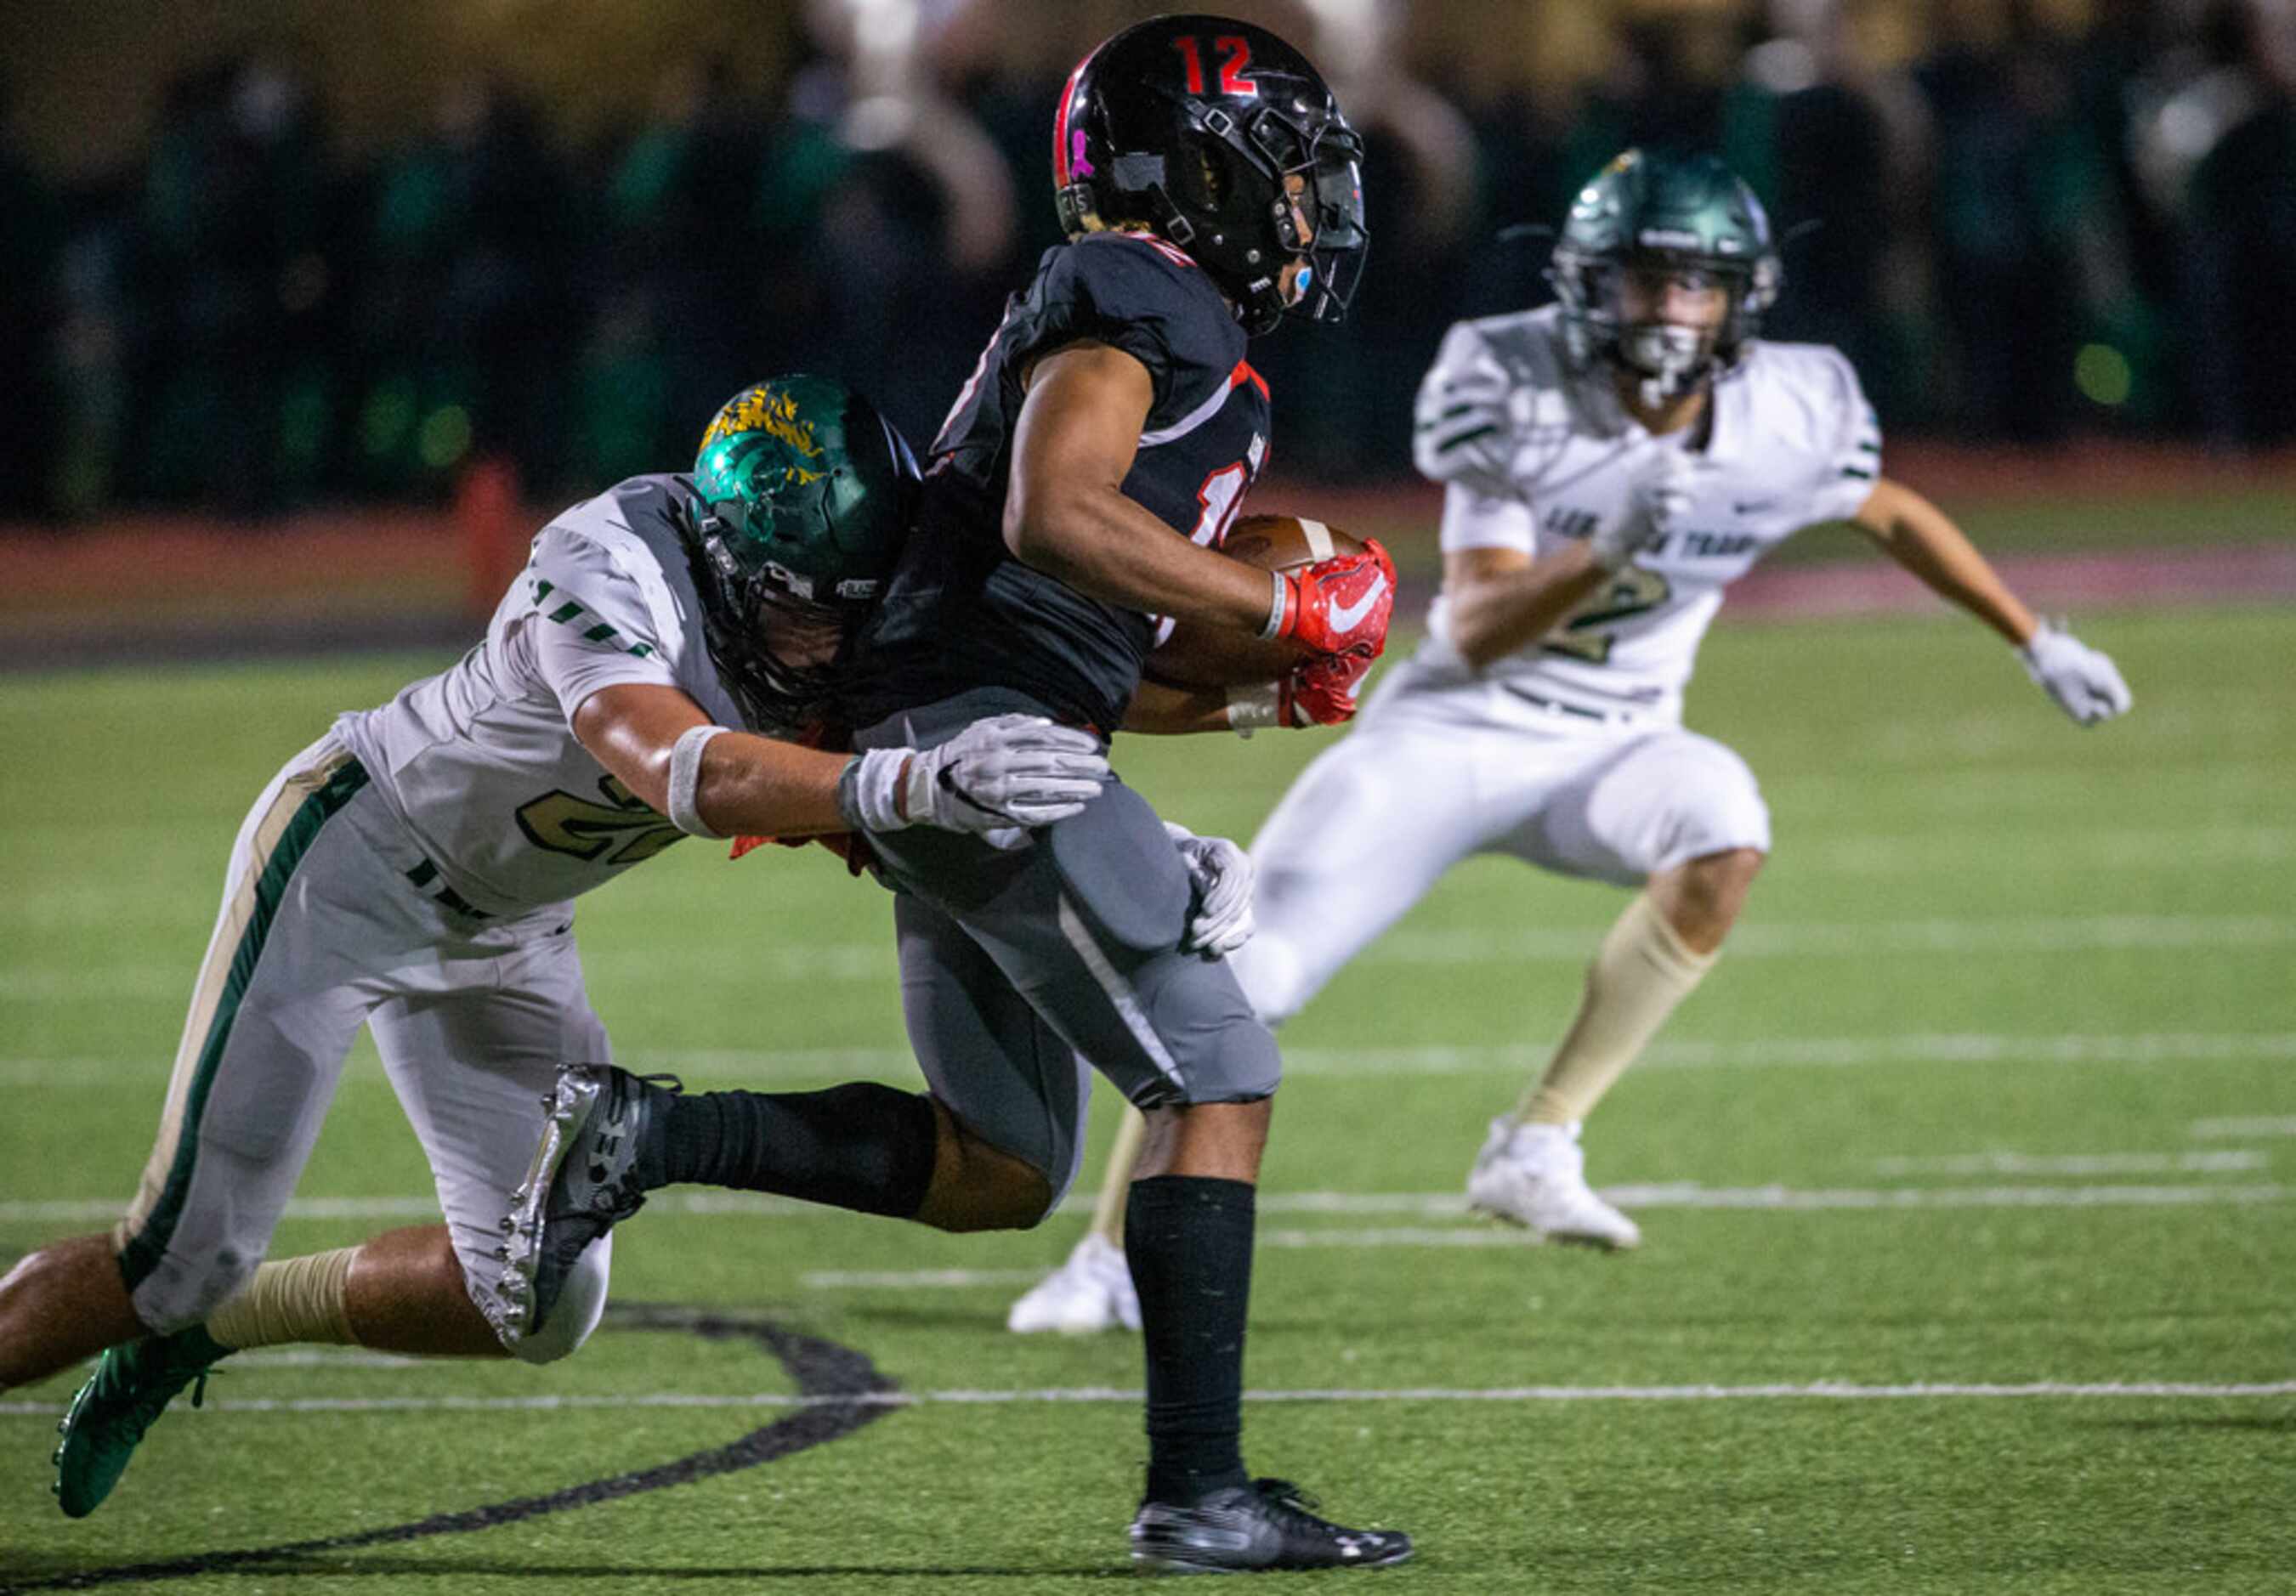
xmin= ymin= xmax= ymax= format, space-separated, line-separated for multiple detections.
xmin=1006 ymin=1233 xmax=1140 ymax=1334
xmin=1466 ymin=1118 xmax=1641 ymax=1250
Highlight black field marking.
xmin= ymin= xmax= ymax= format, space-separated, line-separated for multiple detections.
xmin=1 ymin=1305 xmax=897 ymax=1593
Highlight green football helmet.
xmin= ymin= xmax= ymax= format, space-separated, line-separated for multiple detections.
xmin=1548 ymin=149 xmax=1781 ymax=403
xmin=682 ymin=374 xmax=919 ymax=733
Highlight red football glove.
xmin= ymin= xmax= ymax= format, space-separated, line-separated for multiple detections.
xmin=1271 ymin=538 xmax=1397 ymax=659
xmin=1280 ymin=647 xmax=1375 ymax=726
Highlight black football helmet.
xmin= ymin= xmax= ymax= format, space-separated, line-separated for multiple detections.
xmin=1052 ymin=14 xmax=1368 ymax=336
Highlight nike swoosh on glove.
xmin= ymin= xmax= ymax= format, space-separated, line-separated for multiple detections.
xmin=1164 ymin=822 xmax=1254 ymax=957
xmin=1273 ymin=540 xmax=1398 ymax=657
xmin=842 ymin=715 xmax=1109 ymax=834
xmin=2018 ymin=620 xmax=2133 ymax=726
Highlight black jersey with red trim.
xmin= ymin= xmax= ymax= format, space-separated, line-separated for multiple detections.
xmin=842 ymin=231 xmax=1271 ymax=733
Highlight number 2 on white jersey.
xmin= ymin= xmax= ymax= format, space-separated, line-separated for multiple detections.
xmin=1541 ymin=565 xmax=1671 ymax=665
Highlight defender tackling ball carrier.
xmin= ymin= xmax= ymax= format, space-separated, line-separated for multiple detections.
xmin=3 ymin=376 xmax=1112 ymax=1517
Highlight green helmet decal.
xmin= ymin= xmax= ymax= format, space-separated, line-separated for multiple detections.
xmin=680 ymin=374 xmax=919 ymax=733
xmin=1548 ymin=149 xmax=1782 ymax=399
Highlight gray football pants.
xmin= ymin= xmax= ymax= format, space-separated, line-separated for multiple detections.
xmin=856 ymin=690 xmax=1281 ymax=1211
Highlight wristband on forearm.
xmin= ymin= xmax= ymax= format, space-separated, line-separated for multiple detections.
xmin=1256 ymin=570 xmax=1289 ymax=642
xmin=836 ymin=746 xmax=913 ymax=833
xmin=1226 ymin=682 xmax=1283 ymax=737
xmin=667 ymin=725 xmax=729 ymax=838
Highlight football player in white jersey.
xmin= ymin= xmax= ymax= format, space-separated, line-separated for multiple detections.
xmin=3 ymin=376 xmax=1114 ymax=1515
xmin=1006 ymin=147 xmax=2131 ymax=1333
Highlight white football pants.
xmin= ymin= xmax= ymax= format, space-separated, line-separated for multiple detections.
xmin=115 ymin=733 xmax=613 ymax=1361
xmin=1231 ymin=659 xmax=1771 ymax=1025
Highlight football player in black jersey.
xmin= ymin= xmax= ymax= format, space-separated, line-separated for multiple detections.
xmin=501 ymin=15 xmax=1409 ymax=1572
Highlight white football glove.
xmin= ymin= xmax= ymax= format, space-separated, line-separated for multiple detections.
xmin=2018 ymin=621 xmax=2133 ymax=727
xmin=1164 ymin=822 xmax=1255 ymax=958
xmin=1590 ymin=447 xmax=1697 ymax=571
xmin=842 ymin=715 xmax=1108 ymax=835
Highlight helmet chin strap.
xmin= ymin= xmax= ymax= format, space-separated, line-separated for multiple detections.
xmin=1619 ymin=323 xmax=1712 ymax=410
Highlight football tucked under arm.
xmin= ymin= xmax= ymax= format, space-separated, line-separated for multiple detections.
xmin=1135 ymin=513 xmax=1379 ymax=735
xmin=1147 ymin=513 xmax=1368 ymax=688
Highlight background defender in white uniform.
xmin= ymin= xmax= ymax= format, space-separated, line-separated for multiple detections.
xmin=1 ymin=376 xmax=1111 ymax=1516
xmin=1006 ymin=148 xmax=2131 ymax=1333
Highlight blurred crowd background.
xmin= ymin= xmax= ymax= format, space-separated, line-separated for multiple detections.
xmin=3 ymin=0 xmax=2294 ymax=524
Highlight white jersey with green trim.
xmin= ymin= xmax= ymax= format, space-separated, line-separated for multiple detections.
xmin=334 ymin=473 xmax=745 ymax=916
xmin=1410 ymin=305 xmax=1880 ymax=723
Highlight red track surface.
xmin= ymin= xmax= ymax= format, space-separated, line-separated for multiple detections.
xmin=6 ymin=445 xmax=2293 ymax=661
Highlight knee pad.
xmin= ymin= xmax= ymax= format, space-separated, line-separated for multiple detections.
xmin=1146 ymin=1014 xmax=1282 ymax=1108
xmin=1657 ymin=740 xmax=1771 ymax=868
xmin=495 ymin=1234 xmax=613 ymax=1366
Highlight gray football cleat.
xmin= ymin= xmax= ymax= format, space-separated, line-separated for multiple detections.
xmin=500 ymin=1064 xmax=680 ymax=1339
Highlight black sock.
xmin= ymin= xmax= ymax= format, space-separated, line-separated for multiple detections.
xmin=639 ymin=1083 xmax=938 ymax=1220
xmin=1126 ymin=1174 xmax=1256 ymax=1504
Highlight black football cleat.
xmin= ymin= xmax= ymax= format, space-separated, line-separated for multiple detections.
xmin=1131 ymin=1477 xmax=1414 ymax=1573
xmin=500 ymin=1064 xmax=680 ymax=1341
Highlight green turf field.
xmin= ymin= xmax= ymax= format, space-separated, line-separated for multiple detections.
xmin=3 ymin=606 xmax=2293 ymax=1593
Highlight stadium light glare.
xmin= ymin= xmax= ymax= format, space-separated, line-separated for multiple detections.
xmin=2074 ymin=344 xmax=2133 ymax=407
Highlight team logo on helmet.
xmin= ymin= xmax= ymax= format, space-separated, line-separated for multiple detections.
xmin=700 ymin=385 xmax=826 ymax=464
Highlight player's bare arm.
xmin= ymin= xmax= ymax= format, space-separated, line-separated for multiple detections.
xmin=1849 ymin=476 xmax=2038 ymax=644
xmin=1441 ymin=543 xmax=1613 ymax=671
xmin=573 ymin=682 xmax=853 ymax=836
xmin=1439 ymin=447 xmax=1690 ymax=671
xmin=1851 ymin=476 xmax=2131 ymax=723
xmin=1005 ymin=341 xmax=1277 ymax=631
xmin=1120 ymin=677 xmax=1237 ymax=735
xmin=575 ymin=682 xmax=1110 ymax=839
xmin=1006 ymin=342 xmax=1395 ymax=660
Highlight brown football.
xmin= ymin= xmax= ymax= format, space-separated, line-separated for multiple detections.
xmin=1146 ymin=514 xmax=1365 ymax=688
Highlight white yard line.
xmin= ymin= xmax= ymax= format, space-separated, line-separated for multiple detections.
xmin=1798 ymin=826 xmax=2296 ymax=874
xmin=1768 ymin=761 xmax=2289 ymax=814
xmin=1871 ymin=1151 xmax=2268 ymax=1176
xmin=6 ymin=1181 xmax=2282 ymax=1231
xmin=6 ymin=1379 xmax=2293 ymax=1420
xmin=1285 ymin=1032 xmax=2296 ymax=1078
xmin=9 ymin=1029 xmax=2296 ymax=1091
xmin=1370 ymin=914 xmax=2296 ymax=967
xmin=7 ymin=914 xmax=2294 ymax=1004
xmin=2191 ymin=1116 xmax=2296 ymax=1139
xmin=798 ymin=1268 xmax=1049 ymax=1290
xmin=1592 ymin=1182 xmax=2287 ymax=1210
xmin=230 ymin=1349 xmax=427 ymax=1370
